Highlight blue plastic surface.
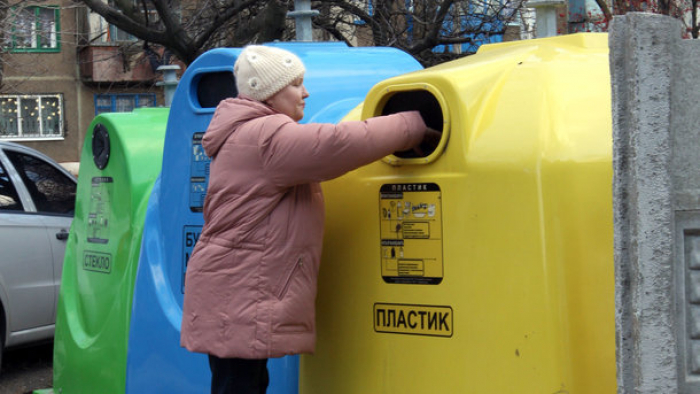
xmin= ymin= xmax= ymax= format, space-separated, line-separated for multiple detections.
xmin=126 ymin=43 xmax=422 ymax=394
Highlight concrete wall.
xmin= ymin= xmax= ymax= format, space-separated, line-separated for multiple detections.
xmin=610 ymin=12 xmax=700 ymax=393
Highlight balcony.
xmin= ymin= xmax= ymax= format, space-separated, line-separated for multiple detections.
xmin=78 ymin=43 xmax=159 ymax=84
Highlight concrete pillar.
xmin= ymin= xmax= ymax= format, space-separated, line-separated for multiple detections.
xmin=528 ymin=0 xmax=566 ymax=37
xmin=156 ymin=65 xmax=181 ymax=107
xmin=287 ymin=0 xmax=319 ymax=42
xmin=610 ymin=12 xmax=700 ymax=393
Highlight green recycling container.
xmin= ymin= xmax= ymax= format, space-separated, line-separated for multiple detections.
xmin=52 ymin=108 xmax=168 ymax=394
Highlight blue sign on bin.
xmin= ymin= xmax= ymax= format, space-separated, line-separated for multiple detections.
xmin=126 ymin=43 xmax=422 ymax=393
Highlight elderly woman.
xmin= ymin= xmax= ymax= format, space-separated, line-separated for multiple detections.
xmin=181 ymin=45 xmax=437 ymax=394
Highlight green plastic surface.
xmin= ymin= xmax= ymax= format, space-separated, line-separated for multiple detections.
xmin=52 ymin=108 xmax=168 ymax=394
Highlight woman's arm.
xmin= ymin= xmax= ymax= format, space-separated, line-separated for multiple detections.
xmin=260 ymin=111 xmax=427 ymax=187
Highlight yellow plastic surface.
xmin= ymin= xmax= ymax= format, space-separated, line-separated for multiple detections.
xmin=302 ymin=33 xmax=615 ymax=393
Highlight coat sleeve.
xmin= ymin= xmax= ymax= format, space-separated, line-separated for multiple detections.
xmin=259 ymin=111 xmax=426 ymax=188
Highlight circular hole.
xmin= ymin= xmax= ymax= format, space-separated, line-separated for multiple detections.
xmin=92 ymin=123 xmax=110 ymax=170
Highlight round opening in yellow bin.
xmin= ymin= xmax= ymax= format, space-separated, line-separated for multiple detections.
xmin=363 ymin=83 xmax=449 ymax=166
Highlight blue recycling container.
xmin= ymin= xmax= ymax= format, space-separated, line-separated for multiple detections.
xmin=125 ymin=42 xmax=422 ymax=393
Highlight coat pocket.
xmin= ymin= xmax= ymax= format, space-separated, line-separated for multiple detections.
xmin=272 ymin=254 xmax=315 ymax=333
xmin=276 ymin=255 xmax=304 ymax=300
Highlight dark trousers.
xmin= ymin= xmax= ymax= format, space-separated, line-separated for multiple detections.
xmin=208 ymin=355 xmax=269 ymax=394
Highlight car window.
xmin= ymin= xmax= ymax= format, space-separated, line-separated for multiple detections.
xmin=5 ymin=150 xmax=76 ymax=214
xmin=0 ymin=160 xmax=24 ymax=211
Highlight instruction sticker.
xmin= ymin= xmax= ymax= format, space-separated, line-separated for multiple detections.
xmin=379 ymin=183 xmax=443 ymax=284
xmin=374 ymin=303 xmax=453 ymax=337
xmin=189 ymin=132 xmax=210 ymax=212
xmin=87 ymin=177 xmax=112 ymax=244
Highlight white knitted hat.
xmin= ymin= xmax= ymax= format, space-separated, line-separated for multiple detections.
xmin=234 ymin=45 xmax=306 ymax=102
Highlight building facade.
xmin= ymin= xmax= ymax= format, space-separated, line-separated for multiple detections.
xmin=0 ymin=0 xmax=173 ymax=164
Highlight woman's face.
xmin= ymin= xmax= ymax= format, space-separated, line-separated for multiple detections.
xmin=265 ymin=77 xmax=309 ymax=122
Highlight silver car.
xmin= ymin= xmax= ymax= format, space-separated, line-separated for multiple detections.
xmin=0 ymin=141 xmax=76 ymax=369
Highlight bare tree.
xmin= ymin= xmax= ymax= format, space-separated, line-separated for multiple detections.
xmin=315 ymin=0 xmax=700 ymax=57
xmin=313 ymin=0 xmax=525 ymax=66
xmin=76 ymin=0 xmax=525 ymax=67
xmin=77 ymin=0 xmax=289 ymax=65
xmin=60 ymin=0 xmax=700 ymax=73
xmin=569 ymin=0 xmax=695 ymax=36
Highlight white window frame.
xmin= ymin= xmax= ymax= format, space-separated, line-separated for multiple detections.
xmin=0 ymin=94 xmax=65 ymax=141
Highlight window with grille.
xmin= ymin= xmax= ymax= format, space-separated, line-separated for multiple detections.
xmin=0 ymin=94 xmax=64 ymax=140
xmin=5 ymin=6 xmax=60 ymax=52
xmin=94 ymin=94 xmax=157 ymax=115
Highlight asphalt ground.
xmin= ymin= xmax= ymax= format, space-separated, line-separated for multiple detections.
xmin=0 ymin=342 xmax=53 ymax=394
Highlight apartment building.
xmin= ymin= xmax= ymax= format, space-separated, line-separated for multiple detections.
xmin=0 ymin=0 xmax=174 ymax=164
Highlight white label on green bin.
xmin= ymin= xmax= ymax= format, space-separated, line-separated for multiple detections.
xmin=190 ymin=132 xmax=210 ymax=212
xmin=379 ymin=183 xmax=443 ymax=284
xmin=88 ymin=176 xmax=112 ymax=244
xmin=182 ymin=225 xmax=202 ymax=293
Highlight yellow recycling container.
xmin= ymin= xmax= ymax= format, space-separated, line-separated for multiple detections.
xmin=303 ymin=33 xmax=615 ymax=393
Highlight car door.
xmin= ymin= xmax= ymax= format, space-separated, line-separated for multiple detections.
xmin=0 ymin=146 xmax=75 ymax=338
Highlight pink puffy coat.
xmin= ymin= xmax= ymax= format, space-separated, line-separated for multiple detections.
xmin=180 ymin=96 xmax=426 ymax=359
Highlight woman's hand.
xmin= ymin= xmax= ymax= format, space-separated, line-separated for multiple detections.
xmin=412 ymin=127 xmax=442 ymax=157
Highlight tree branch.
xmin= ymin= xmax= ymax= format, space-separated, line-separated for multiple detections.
xmin=76 ymin=0 xmax=167 ymax=43
xmin=191 ymin=0 xmax=261 ymax=48
xmin=408 ymin=0 xmax=456 ymax=53
xmin=594 ymin=0 xmax=613 ymax=22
